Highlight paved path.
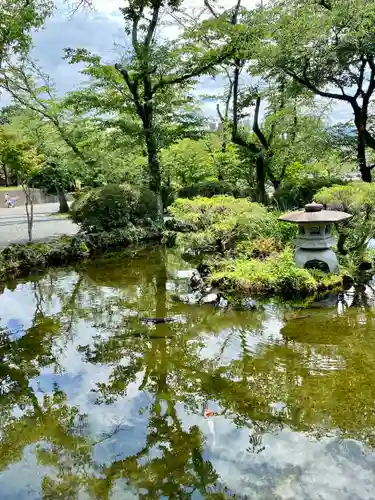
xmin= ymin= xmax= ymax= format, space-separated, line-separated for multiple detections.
xmin=0 ymin=203 xmax=78 ymax=246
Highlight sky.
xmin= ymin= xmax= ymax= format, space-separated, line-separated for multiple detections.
xmin=0 ymin=0 xmax=353 ymax=124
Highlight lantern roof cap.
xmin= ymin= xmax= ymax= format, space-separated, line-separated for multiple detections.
xmin=279 ymin=203 xmax=352 ymax=224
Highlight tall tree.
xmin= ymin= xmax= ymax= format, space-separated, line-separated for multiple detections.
xmin=253 ymin=0 xmax=375 ymax=182
xmin=197 ymin=0 xmax=314 ymax=202
xmin=66 ymin=0 xmax=231 ymax=220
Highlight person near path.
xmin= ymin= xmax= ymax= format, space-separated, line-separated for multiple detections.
xmin=5 ymin=193 xmax=16 ymax=208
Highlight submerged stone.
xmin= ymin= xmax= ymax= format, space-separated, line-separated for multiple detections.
xmin=235 ymin=298 xmax=259 ymax=310
xmin=190 ymin=270 xmax=203 ymax=290
xmin=176 ymin=292 xmax=202 ymax=304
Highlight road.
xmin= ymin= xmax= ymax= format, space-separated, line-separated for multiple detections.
xmin=0 ymin=203 xmax=78 ymax=246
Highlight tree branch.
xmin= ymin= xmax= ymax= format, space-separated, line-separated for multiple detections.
xmin=204 ymin=0 xmax=219 ymax=18
xmin=67 ymin=0 xmax=93 ymax=16
xmin=331 ymin=77 xmax=350 ymax=98
xmin=132 ymin=14 xmax=140 ymax=56
xmin=354 ymin=57 xmax=367 ymax=99
xmin=144 ymin=3 xmax=160 ymax=48
xmin=152 ymin=51 xmax=230 ymax=93
xmin=253 ymin=97 xmax=268 ymax=150
xmin=283 ymin=66 xmax=353 ymax=103
xmin=216 ymin=103 xmax=224 ymax=121
xmin=231 ymin=0 xmax=242 ymax=25
xmin=364 ymin=55 xmax=375 ymax=109
xmin=231 ymin=59 xmax=259 ymax=154
xmin=115 ymin=64 xmax=144 ymax=121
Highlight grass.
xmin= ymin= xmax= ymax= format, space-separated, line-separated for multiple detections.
xmin=211 ymin=248 xmax=343 ymax=297
xmin=48 ymin=211 xmax=71 ymax=218
xmin=0 ymin=186 xmax=20 ymax=192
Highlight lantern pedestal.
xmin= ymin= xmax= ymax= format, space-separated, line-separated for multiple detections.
xmin=295 ymin=247 xmax=339 ymax=273
xmin=279 ymin=203 xmax=352 ymax=273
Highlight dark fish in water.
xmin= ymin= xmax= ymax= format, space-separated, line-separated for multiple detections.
xmin=140 ymin=317 xmax=179 ymax=325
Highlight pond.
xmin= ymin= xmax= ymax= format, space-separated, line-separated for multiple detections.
xmin=1 ymin=246 xmax=375 ymax=499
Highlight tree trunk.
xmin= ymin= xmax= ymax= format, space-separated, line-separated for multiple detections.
xmin=2 ymin=166 xmax=8 ymax=187
xmin=354 ymin=113 xmax=372 ymax=182
xmin=255 ymin=155 xmax=267 ymax=204
xmin=23 ymin=185 xmax=34 ymax=243
xmin=144 ymin=123 xmax=163 ymax=222
xmin=58 ymin=189 xmax=69 ymax=213
xmin=337 ymin=232 xmax=348 ymax=255
xmin=357 ymin=131 xmax=371 ymax=182
xmin=155 ymin=247 xmax=167 ymax=320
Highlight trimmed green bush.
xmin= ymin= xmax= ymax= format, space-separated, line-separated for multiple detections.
xmin=70 ymin=184 xmax=158 ymax=233
xmin=169 ymin=196 xmax=296 ymax=255
xmin=178 ymin=181 xmax=248 ymax=200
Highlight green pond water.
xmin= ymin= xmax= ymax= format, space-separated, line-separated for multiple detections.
xmin=1 ymin=246 xmax=375 ymax=499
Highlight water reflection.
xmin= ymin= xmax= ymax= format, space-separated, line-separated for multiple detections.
xmin=1 ymin=247 xmax=375 ymax=498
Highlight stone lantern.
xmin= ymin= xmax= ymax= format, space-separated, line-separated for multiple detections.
xmin=279 ymin=202 xmax=352 ymax=273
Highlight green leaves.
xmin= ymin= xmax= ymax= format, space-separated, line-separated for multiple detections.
xmin=0 ymin=0 xmax=53 ymax=64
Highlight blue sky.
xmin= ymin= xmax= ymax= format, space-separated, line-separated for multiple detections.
xmin=0 ymin=0 xmax=353 ymax=124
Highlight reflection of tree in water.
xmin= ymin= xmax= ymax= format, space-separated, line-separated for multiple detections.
xmin=0 ymin=281 xmax=93 ymax=498
xmin=3 ymin=247 xmax=375 ymax=497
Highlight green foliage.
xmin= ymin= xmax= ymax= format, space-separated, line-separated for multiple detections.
xmin=0 ymin=0 xmax=53 ymax=64
xmin=161 ymin=138 xmax=216 ymax=187
xmin=272 ymin=159 xmax=347 ymax=210
xmin=178 ymin=181 xmax=247 ymax=200
xmin=274 ymin=174 xmax=346 ymax=210
xmin=0 ymin=125 xmax=44 ymax=184
xmin=315 ymin=182 xmax=375 ymax=255
xmin=211 ymin=249 xmax=343 ymax=296
xmin=211 ymin=249 xmax=324 ymax=296
xmin=252 ymin=0 xmax=375 ymax=171
xmin=71 ymin=184 xmax=159 ymax=233
xmin=31 ymin=161 xmax=75 ymax=193
xmin=169 ymin=196 xmax=296 ymax=254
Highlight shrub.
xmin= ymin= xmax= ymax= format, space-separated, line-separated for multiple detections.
xmin=237 ymin=237 xmax=281 ymax=260
xmin=274 ymin=175 xmax=346 ymax=210
xmin=169 ymin=196 xmax=296 ymax=255
xmin=211 ymin=249 xmax=337 ymax=296
xmin=178 ymin=181 xmax=248 ymax=200
xmin=71 ymin=184 xmax=158 ymax=233
xmin=315 ymin=182 xmax=375 ymax=255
